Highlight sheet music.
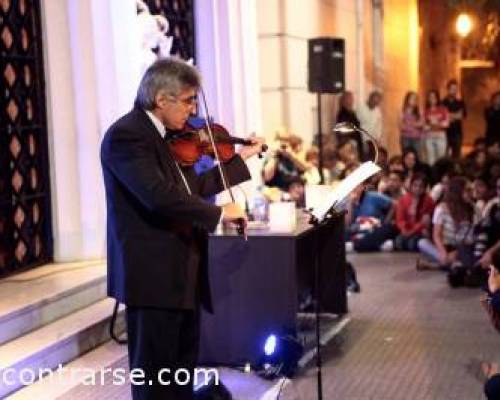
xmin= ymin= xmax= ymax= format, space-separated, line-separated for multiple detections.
xmin=311 ymin=161 xmax=381 ymax=222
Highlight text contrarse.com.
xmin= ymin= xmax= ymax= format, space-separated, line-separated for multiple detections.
xmin=1 ymin=365 xmax=219 ymax=387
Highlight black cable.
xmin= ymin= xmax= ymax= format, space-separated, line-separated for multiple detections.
xmin=276 ymin=376 xmax=287 ymax=399
xmin=109 ymin=299 xmax=127 ymax=345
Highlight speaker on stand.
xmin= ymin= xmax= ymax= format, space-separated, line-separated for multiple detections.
xmin=307 ymin=37 xmax=345 ymax=400
xmin=308 ymin=37 xmax=345 ymax=185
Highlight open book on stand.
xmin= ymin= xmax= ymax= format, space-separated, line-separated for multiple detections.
xmin=311 ymin=161 xmax=381 ymax=223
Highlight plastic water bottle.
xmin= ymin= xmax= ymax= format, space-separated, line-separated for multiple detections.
xmin=252 ymin=192 xmax=268 ymax=222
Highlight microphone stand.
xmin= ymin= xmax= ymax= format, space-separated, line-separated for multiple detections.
xmin=306 ymin=206 xmax=345 ymax=400
xmin=307 ymin=123 xmax=378 ymax=399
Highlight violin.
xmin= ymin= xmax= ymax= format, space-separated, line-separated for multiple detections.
xmin=168 ymin=116 xmax=267 ymax=167
xmin=168 ymin=87 xmax=266 ymax=239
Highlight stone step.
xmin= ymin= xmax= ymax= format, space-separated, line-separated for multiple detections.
xmin=0 ymin=261 xmax=107 ymax=346
xmin=8 ymin=339 xmax=128 ymax=400
xmin=0 ymin=298 xmax=125 ymax=398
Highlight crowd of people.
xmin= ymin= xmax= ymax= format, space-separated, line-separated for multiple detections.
xmin=257 ymin=81 xmax=500 ymax=397
xmin=258 ymin=82 xmax=500 ymax=288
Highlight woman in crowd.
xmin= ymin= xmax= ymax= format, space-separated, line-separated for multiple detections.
xmin=463 ymin=149 xmax=489 ymax=180
xmin=423 ymin=89 xmax=449 ymax=165
xmin=417 ymin=176 xmax=475 ymax=269
xmin=395 ymin=173 xmax=435 ymax=251
xmin=402 ymin=147 xmax=431 ymax=191
xmin=399 ymin=91 xmax=423 ymax=156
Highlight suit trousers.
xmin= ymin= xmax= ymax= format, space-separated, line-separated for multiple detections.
xmin=126 ymin=305 xmax=200 ymax=400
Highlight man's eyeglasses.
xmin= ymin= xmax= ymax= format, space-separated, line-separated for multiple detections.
xmin=170 ymin=95 xmax=198 ymax=107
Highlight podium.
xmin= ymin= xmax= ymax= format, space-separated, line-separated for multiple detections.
xmin=199 ymin=215 xmax=346 ymax=366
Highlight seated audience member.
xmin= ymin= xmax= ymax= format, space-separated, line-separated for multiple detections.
xmin=302 ymin=146 xmax=331 ymax=185
xmin=346 ymin=184 xmax=396 ymax=252
xmin=378 ymin=171 xmax=405 ymax=200
xmin=487 ymin=156 xmax=500 ymax=182
xmin=480 ymin=249 xmax=500 ymax=400
xmin=284 ymin=177 xmax=306 ymax=208
xmin=430 ymin=156 xmax=459 ymax=187
xmin=335 ymin=138 xmax=360 ymax=179
xmin=475 ymin=176 xmax=500 ymax=268
xmin=417 ymin=176 xmax=475 ymax=269
xmin=388 ymin=155 xmax=404 ymax=174
xmin=377 ymin=146 xmax=389 ymax=170
xmin=394 ymin=173 xmax=434 ymax=251
xmin=487 ymin=139 xmax=500 ymax=159
xmin=430 ymin=168 xmax=457 ymax=204
xmin=262 ymin=133 xmax=307 ymax=190
xmin=468 ymin=137 xmax=487 ymax=156
xmin=402 ymin=147 xmax=431 ymax=190
xmin=463 ymin=149 xmax=488 ymax=180
xmin=473 ymin=174 xmax=494 ymax=216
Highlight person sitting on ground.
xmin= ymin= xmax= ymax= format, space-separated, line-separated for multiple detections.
xmin=335 ymin=137 xmax=360 ymax=178
xmin=417 ymin=176 xmax=475 ymax=270
xmin=262 ymin=132 xmax=308 ymax=191
xmin=487 ymin=156 xmax=500 ymax=183
xmin=302 ymin=146 xmax=332 ymax=185
xmin=479 ymin=248 xmax=500 ymax=400
xmin=377 ymin=146 xmax=389 ymax=170
xmin=402 ymin=147 xmax=431 ymax=191
xmin=284 ymin=176 xmax=306 ymax=208
xmin=472 ymin=174 xmax=494 ymax=217
xmin=388 ymin=154 xmax=404 ymax=174
xmin=463 ymin=149 xmax=489 ymax=180
xmin=394 ymin=173 xmax=434 ymax=251
xmin=378 ymin=170 xmax=405 ymax=200
xmin=475 ymin=176 xmax=500 ymax=269
xmin=345 ymin=183 xmax=396 ymax=252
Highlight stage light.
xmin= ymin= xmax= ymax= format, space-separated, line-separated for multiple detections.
xmin=258 ymin=333 xmax=304 ymax=379
xmin=264 ymin=334 xmax=277 ymax=356
xmin=456 ymin=13 xmax=472 ymax=38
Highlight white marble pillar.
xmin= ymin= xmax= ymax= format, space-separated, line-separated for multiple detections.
xmin=41 ymin=0 xmax=141 ymax=261
xmin=195 ymin=0 xmax=264 ymax=202
xmin=41 ymin=0 xmax=83 ymax=261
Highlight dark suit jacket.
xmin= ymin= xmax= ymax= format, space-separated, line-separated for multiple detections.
xmin=100 ymin=107 xmax=251 ymax=312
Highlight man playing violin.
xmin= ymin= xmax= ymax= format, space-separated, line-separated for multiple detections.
xmin=100 ymin=57 xmax=264 ymax=400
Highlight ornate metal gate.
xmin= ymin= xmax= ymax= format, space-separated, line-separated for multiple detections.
xmin=0 ymin=0 xmax=53 ymax=276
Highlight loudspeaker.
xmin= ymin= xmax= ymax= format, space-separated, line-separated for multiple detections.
xmin=308 ymin=37 xmax=345 ymax=94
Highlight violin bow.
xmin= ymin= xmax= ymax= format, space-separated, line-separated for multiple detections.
xmin=198 ymin=87 xmax=247 ymax=240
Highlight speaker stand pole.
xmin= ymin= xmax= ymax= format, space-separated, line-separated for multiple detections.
xmin=316 ymin=92 xmax=325 ymax=185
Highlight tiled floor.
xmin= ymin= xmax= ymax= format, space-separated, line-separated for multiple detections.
xmin=281 ymin=252 xmax=499 ymax=400
xmin=32 ymin=252 xmax=500 ymax=399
